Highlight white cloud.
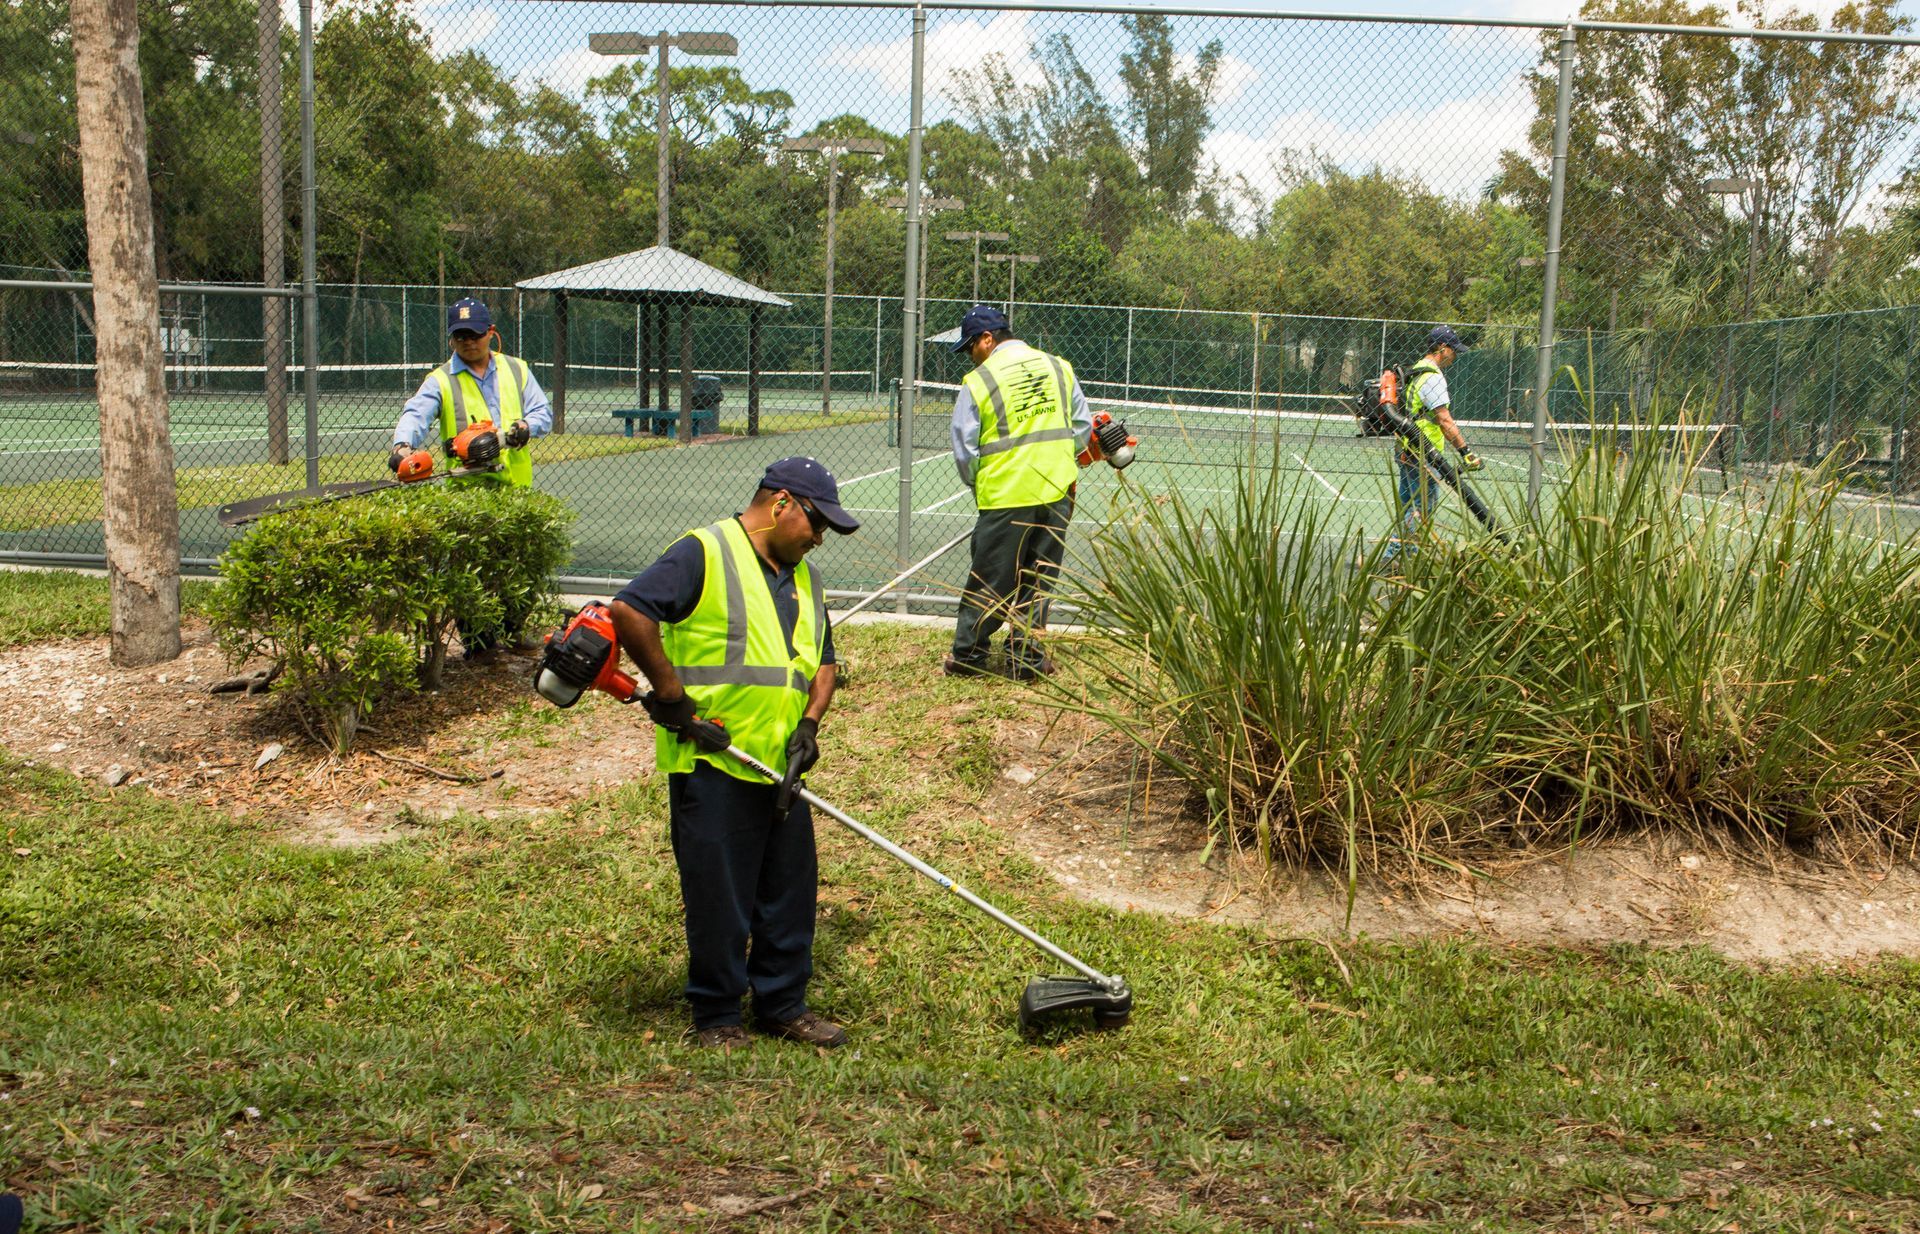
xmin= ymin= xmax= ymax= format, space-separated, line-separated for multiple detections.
xmin=419 ymin=2 xmax=497 ymax=57
xmin=1174 ymin=51 xmax=1260 ymax=106
xmin=1206 ymin=79 xmax=1535 ymax=205
xmin=517 ymin=46 xmax=622 ymax=92
xmin=824 ymin=12 xmax=1043 ymax=98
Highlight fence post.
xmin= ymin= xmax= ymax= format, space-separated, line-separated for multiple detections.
xmin=1892 ymin=310 xmax=1912 ymax=493
xmin=1528 ymin=22 xmax=1576 ymax=514
xmin=896 ymin=3 xmax=926 ymax=615
xmin=1249 ymin=312 xmax=1260 ymax=411
xmin=299 ymin=0 xmax=318 ymax=493
xmin=1123 ymin=306 xmax=1133 ymax=401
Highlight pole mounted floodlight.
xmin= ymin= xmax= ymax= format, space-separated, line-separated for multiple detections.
xmin=591 ymin=30 xmax=740 ymax=246
xmin=945 ymin=230 xmax=1011 ymax=301
xmin=782 ymin=134 xmax=886 ymax=415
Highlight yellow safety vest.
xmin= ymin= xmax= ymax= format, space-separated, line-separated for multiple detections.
xmin=656 ymin=518 xmax=825 ymax=782
xmin=431 ymin=353 xmax=534 ymax=488
xmin=960 ymin=344 xmax=1079 ymax=509
xmin=1402 ymin=360 xmax=1447 ymax=454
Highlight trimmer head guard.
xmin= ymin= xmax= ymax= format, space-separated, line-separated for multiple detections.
xmin=1019 ymin=976 xmax=1132 ymax=1032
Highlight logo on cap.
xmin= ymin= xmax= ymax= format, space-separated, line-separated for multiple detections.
xmin=459 ymin=306 xmax=471 ymax=320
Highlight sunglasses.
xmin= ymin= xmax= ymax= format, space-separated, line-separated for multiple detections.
xmin=451 ymin=330 xmax=488 ymax=343
xmin=794 ymin=497 xmax=830 ymax=534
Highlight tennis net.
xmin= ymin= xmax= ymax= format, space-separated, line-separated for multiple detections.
xmin=897 ymin=380 xmax=1739 ymax=485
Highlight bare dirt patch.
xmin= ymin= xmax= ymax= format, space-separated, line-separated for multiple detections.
xmin=0 ymin=621 xmax=653 ymax=844
xmin=986 ymin=707 xmax=1920 ymax=964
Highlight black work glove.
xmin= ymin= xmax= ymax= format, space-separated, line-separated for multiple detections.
xmin=388 ymin=443 xmax=410 ymax=473
xmin=774 ymin=717 xmax=819 ymax=817
xmin=641 ymin=692 xmax=731 ymax=754
xmin=504 ymin=420 xmax=530 ymax=449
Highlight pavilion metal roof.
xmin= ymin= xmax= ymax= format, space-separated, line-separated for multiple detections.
xmin=517 ymin=246 xmax=791 ymax=308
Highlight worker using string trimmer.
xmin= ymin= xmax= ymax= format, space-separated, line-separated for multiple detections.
xmin=389 ymin=296 xmax=553 ymax=656
xmin=607 ymin=457 xmax=861 ymax=1053
xmin=1382 ymin=324 xmax=1483 ymax=565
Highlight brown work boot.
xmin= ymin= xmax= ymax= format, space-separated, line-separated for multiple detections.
xmin=1008 ymin=653 xmax=1057 ymax=681
xmin=763 ymin=1010 xmax=848 ymax=1049
xmin=693 ymin=1024 xmax=752 ymax=1053
xmin=943 ymin=653 xmax=991 ymax=678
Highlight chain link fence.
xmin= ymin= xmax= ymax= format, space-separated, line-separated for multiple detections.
xmin=4 ymin=1 xmax=1920 ymax=596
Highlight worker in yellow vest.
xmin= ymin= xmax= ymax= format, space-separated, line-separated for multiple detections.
xmin=389 ymin=297 xmax=552 ymax=657
xmin=1384 ymin=324 xmax=1483 ymax=563
xmin=389 ymin=297 xmax=549 ymax=490
xmin=609 ymin=457 xmax=860 ymax=1053
xmin=943 ymin=305 xmax=1092 ymax=681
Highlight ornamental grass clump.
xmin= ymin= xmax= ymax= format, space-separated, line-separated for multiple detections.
xmin=209 ymin=484 xmax=573 ymax=752
xmin=1067 ymin=429 xmax=1920 ymax=875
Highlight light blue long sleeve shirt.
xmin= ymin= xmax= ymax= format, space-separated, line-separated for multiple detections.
xmin=391 ymin=352 xmax=553 ymax=447
xmin=949 ymin=340 xmax=1094 ymax=488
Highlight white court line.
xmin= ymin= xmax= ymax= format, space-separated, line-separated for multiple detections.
xmin=1292 ymin=452 xmax=1344 ymax=500
xmin=839 ymin=451 xmax=948 ymax=490
xmin=917 ymin=489 xmax=970 ymax=514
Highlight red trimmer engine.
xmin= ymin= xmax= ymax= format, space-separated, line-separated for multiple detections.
xmin=1076 ymin=412 xmax=1137 ymax=470
xmin=533 ymin=601 xmax=638 ymax=708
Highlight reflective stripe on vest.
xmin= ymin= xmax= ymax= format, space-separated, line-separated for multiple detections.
xmin=962 ymin=346 xmax=1078 ymax=509
xmin=656 ymin=519 xmax=825 ymax=782
xmin=432 ymin=354 xmax=533 ymax=487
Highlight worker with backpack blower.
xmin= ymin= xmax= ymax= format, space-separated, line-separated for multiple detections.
xmin=388 ymin=296 xmax=553 ymax=656
xmin=608 ymin=456 xmax=861 ymax=1053
xmin=1384 ymin=325 xmax=1484 ymax=563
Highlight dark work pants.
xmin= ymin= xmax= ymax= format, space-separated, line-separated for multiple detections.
xmin=950 ymin=493 xmax=1074 ymax=667
xmin=667 ymin=761 xmax=818 ymax=1029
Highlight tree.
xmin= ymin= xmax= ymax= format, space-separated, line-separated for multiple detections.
xmin=1117 ymin=14 xmax=1223 ymax=217
xmin=71 ymin=0 xmax=181 ymax=666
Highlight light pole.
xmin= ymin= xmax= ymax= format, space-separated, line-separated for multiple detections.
xmin=887 ymin=194 xmax=961 ymax=392
xmin=437 ymin=221 xmax=471 ymax=319
xmin=986 ymin=253 xmax=1041 ymax=323
xmin=944 ymin=229 xmax=1010 ymax=302
xmin=1708 ymin=176 xmax=1761 ymax=442
xmin=590 ymin=30 xmax=739 ymax=248
xmin=783 ymin=135 xmax=884 ymax=416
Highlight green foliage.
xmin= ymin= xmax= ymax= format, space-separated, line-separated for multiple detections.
xmin=1068 ymin=424 xmax=1920 ymax=873
xmin=207 ymin=484 xmax=573 ymax=752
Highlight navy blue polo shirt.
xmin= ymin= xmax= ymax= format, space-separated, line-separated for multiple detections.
xmin=616 ymin=517 xmax=836 ymax=665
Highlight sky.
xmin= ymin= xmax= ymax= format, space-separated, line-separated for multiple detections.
xmin=333 ymin=0 xmax=1920 ymax=209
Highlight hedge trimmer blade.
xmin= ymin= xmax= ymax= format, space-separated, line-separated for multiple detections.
xmin=217 ymin=464 xmax=503 ymax=528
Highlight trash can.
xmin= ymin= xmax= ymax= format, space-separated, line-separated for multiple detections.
xmin=691 ymin=374 xmax=723 ymax=411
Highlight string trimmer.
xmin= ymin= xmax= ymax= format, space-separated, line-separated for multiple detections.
xmin=532 ymin=601 xmax=1134 ymax=1033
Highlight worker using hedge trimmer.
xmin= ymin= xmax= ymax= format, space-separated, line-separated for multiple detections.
xmin=1378 ymin=325 xmax=1486 ymax=562
xmin=387 ymin=297 xmax=550 ymax=491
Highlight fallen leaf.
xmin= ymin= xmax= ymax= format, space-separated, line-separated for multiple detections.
xmin=579 ymin=1182 xmax=606 ymax=1200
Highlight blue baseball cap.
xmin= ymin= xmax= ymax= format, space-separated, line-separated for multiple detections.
xmin=1426 ymin=325 xmax=1468 ymax=353
xmin=447 ymin=297 xmax=493 ymax=336
xmin=761 ymin=456 xmax=859 ymax=534
xmin=952 ymin=304 xmax=1011 ymax=353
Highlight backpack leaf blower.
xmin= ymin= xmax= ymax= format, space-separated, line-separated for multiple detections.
xmin=534 ymin=601 xmax=1134 ymax=1033
xmin=1355 ymin=367 xmax=1504 ymax=540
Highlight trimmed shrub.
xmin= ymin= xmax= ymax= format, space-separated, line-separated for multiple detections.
xmin=209 ymin=484 xmax=573 ymax=751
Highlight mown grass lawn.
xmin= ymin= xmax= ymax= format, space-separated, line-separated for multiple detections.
xmin=0 ymin=591 xmax=1916 ymax=1231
